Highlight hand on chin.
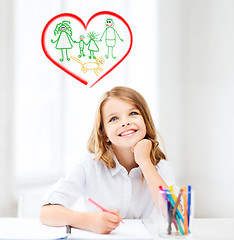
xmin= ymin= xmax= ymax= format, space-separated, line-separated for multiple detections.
xmin=131 ymin=139 xmax=152 ymax=166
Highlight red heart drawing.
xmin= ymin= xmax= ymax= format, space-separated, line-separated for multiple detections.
xmin=41 ymin=11 xmax=133 ymax=87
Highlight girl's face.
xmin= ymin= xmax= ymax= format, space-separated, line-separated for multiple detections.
xmin=102 ymin=97 xmax=146 ymax=150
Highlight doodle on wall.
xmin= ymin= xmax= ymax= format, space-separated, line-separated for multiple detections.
xmin=42 ymin=12 xmax=132 ymax=87
xmin=51 ymin=20 xmax=77 ymax=62
xmin=100 ymin=18 xmax=123 ymax=59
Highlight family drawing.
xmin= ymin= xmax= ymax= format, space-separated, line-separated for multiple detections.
xmin=51 ymin=19 xmax=124 ymax=62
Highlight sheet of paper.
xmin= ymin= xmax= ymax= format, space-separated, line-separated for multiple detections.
xmin=68 ymin=219 xmax=153 ymax=240
xmin=0 ymin=218 xmax=66 ymax=240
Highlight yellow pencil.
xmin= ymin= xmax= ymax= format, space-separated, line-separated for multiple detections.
xmin=169 ymin=185 xmax=183 ymax=214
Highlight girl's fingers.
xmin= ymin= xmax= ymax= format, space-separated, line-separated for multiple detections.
xmin=97 ymin=209 xmax=121 ymax=221
xmin=107 ymin=209 xmax=120 ymax=216
xmin=90 ymin=211 xmax=120 ymax=234
xmin=105 ymin=220 xmax=120 ymax=232
xmin=106 ymin=209 xmax=122 ymax=223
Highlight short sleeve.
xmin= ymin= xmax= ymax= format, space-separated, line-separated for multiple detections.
xmin=40 ymin=163 xmax=86 ymax=208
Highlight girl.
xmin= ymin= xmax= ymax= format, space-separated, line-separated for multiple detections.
xmin=40 ymin=86 xmax=177 ymax=234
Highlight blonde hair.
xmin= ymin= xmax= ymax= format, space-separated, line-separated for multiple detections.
xmin=87 ymin=86 xmax=166 ymax=168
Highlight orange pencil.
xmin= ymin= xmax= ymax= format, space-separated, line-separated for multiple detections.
xmin=182 ymin=186 xmax=188 ymax=235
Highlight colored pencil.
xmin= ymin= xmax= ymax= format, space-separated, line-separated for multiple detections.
xmin=172 ymin=189 xmax=182 ymax=218
xmin=187 ymin=185 xmax=192 ymax=227
xmin=88 ymin=198 xmax=124 ymax=224
xmin=170 ymin=185 xmax=183 ymax=214
xmin=182 ymin=186 xmax=188 ymax=235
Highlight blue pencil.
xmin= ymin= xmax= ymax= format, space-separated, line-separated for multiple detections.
xmin=165 ymin=190 xmax=184 ymax=223
xmin=187 ymin=185 xmax=192 ymax=227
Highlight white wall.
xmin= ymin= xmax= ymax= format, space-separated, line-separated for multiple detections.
xmin=0 ymin=0 xmax=16 ymax=216
xmin=158 ymin=0 xmax=234 ymax=217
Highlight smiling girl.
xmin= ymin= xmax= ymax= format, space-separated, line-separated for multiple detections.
xmin=40 ymin=86 xmax=177 ymax=234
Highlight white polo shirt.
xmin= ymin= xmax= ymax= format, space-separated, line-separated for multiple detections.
xmin=41 ymin=153 xmax=177 ymax=219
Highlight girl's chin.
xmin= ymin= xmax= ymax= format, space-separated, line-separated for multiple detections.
xmin=113 ymin=142 xmax=139 ymax=150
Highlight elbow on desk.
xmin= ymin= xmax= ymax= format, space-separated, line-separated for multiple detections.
xmin=39 ymin=204 xmax=53 ymax=226
xmin=39 ymin=204 xmax=67 ymax=227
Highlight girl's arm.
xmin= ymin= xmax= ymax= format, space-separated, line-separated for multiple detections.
xmin=40 ymin=204 xmax=122 ymax=234
xmin=133 ymin=139 xmax=169 ymax=208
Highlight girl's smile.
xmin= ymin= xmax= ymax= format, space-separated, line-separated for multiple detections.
xmin=102 ymin=97 xmax=146 ymax=150
xmin=118 ymin=129 xmax=138 ymax=137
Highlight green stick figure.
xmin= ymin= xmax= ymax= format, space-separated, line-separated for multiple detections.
xmin=87 ymin=31 xmax=100 ymax=59
xmin=51 ymin=20 xmax=76 ymax=62
xmin=77 ymin=35 xmax=87 ymax=58
xmin=100 ymin=18 xmax=123 ymax=59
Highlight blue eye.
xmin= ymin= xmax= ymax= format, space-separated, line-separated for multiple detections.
xmin=110 ymin=116 xmax=118 ymax=122
xmin=130 ymin=111 xmax=139 ymax=116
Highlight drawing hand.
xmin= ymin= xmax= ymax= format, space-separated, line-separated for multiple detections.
xmin=132 ymin=139 xmax=152 ymax=167
xmin=87 ymin=210 xmax=122 ymax=234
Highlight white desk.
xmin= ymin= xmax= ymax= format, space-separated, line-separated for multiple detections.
xmin=145 ymin=218 xmax=234 ymax=240
xmin=0 ymin=218 xmax=233 ymax=240
xmin=192 ymin=218 xmax=234 ymax=240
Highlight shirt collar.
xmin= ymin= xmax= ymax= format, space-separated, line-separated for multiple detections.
xmin=110 ymin=153 xmax=126 ymax=176
xmin=109 ymin=151 xmax=142 ymax=177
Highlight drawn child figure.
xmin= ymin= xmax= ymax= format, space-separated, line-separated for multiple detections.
xmin=51 ymin=20 xmax=76 ymax=62
xmin=100 ymin=19 xmax=123 ymax=59
xmin=87 ymin=31 xmax=100 ymax=59
xmin=77 ymin=35 xmax=87 ymax=58
xmin=40 ymin=86 xmax=177 ymax=234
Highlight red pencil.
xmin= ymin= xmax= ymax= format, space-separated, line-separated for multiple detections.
xmin=88 ymin=198 xmax=124 ymax=224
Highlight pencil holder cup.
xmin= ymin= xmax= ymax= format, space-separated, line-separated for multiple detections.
xmin=157 ymin=186 xmax=194 ymax=239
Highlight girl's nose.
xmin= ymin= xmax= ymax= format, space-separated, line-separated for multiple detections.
xmin=121 ymin=122 xmax=130 ymax=127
